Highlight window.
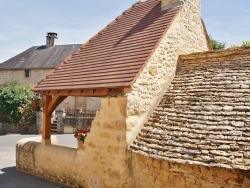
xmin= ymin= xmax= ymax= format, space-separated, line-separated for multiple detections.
xmin=24 ymin=69 xmax=30 ymax=77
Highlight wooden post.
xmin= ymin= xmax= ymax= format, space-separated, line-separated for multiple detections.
xmin=42 ymin=94 xmax=52 ymax=145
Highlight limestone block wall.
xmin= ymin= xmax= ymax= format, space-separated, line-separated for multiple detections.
xmin=132 ymin=153 xmax=250 ymax=188
xmin=16 ymin=96 xmax=132 ymax=187
xmin=0 ymin=69 xmax=53 ymax=86
xmin=127 ymin=0 xmax=209 ymax=144
xmin=81 ymin=96 xmax=131 ymax=187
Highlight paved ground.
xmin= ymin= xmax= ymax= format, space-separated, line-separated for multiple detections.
xmin=0 ymin=134 xmax=76 ymax=188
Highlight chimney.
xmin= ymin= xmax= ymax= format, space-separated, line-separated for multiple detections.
xmin=46 ymin=32 xmax=58 ymax=48
xmin=161 ymin=0 xmax=183 ymax=11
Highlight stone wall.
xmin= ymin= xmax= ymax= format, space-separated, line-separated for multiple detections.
xmin=0 ymin=69 xmax=53 ymax=86
xmin=132 ymin=152 xmax=250 ymax=188
xmin=0 ymin=123 xmax=20 ymax=135
xmin=16 ymin=96 xmax=132 ymax=187
xmin=127 ymin=0 xmax=209 ymax=144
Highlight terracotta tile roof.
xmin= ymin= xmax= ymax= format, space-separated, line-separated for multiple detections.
xmin=130 ymin=47 xmax=250 ymax=170
xmin=33 ymin=0 xmax=182 ymax=91
xmin=0 ymin=45 xmax=81 ymax=70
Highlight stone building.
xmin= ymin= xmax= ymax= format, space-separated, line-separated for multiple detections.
xmin=16 ymin=0 xmax=250 ymax=187
xmin=0 ymin=33 xmax=101 ymax=112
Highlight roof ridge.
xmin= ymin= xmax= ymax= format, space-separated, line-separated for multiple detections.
xmin=180 ymin=46 xmax=250 ymax=62
xmin=0 ymin=46 xmax=37 ymax=65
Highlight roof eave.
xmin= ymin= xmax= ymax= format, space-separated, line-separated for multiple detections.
xmin=32 ymin=87 xmax=132 ymax=97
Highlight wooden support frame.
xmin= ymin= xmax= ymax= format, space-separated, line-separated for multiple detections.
xmin=42 ymin=95 xmax=52 ymax=145
xmin=42 ymin=94 xmax=67 ymax=145
xmin=41 ymin=87 xmax=131 ymax=145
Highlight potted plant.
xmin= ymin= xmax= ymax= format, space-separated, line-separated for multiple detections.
xmin=74 ymin=129 xmax=88 ymax=149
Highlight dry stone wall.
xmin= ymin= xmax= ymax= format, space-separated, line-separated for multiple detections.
xmin=131 ymin=47 xmax=250 ymax=170
xmin=132 ymin=153 xmax=250 ymax=188
xmin=127 ymin=0 xmax=209 ymax=144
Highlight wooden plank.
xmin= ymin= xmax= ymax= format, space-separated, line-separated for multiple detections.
xmin=93 ymin=89 xmax=110 ymax=96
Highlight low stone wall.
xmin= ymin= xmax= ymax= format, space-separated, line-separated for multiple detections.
xmin=16 ymin=96 xmax=132 ymax=187
xmin=62 ymin=117 xmax=93 ymax=128
xmin=17 ymin=137 xmax=250 ymax=188
xmin=0 ymin=122 xmax=19 ymax=135
xmin=132 ymin=152 xmax=250 ymax=188
xmin=55 ymin=110 xmax=95 ymax=134
xmin=16 ymin=139 xmax=78 ymax=187
xmin=0 ymin=123 xmax=38 ymax=135
xmin=0 ymin=111 xmax=41 ymax=135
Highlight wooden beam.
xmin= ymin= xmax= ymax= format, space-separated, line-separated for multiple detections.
xmin=69 ymin=90 xmax=82 ymax=96
xmin=39 ymin=87 xmax=132 ymax=97
xmin=109 ymin=88 xmax=131 ymax=95
xmin=48 ymin=95 xmax=67 ymax=115
xmin=42 ymin=95 xmax=52 ymax=145
xmin=48 ymin=90 xmax=59 ymax=96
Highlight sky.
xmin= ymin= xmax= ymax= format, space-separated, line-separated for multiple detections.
xmin=0 ymin=0 xmax=249 ymax=63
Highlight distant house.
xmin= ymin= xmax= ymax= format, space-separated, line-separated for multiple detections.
xmin=0 ymin=33 xmax=101 ymax=112
xmin=17 ymin=1 xmax=250 ymax=188
xmin=0 ymin=32 xmax=81 ymax=87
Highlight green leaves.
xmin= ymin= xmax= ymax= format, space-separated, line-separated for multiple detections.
xmin=230 ymin=40 xmax=250 ymax=48
xmin=209 ymin=36 xmax=226 ymax=50
xmin=0 ymin=80 xmax=41 ymax=125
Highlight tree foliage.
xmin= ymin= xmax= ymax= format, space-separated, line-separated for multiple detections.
xmin=230 ymin=40 xmax=250 ymax=48
xmin=209 ymin=36 xmax=226 ymax=50
xmin=0 ymin=80 xmax=41 ymax=125
xmin=209 ymin=36 xmax=250 ymax=50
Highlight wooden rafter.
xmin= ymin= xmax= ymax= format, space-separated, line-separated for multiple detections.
xmin=42 ymin=93 xmax=67 ymax=145
xmin=44 ymin=87 xmax=131 ymax=97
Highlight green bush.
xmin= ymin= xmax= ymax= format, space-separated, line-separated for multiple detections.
xmin=0 ymin=80 xmax=42 ymax=128
xmin=209 ymin=36 xmax=226 ymax=50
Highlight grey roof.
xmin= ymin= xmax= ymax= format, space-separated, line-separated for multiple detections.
xmin=0 ymin=44 xmax=81 ymax=70
xmin=130 ymin=46 xmax=250 ymax=170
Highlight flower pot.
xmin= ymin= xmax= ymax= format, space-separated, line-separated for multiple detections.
xmin=77 ymin=140 xmax=84 ymax=150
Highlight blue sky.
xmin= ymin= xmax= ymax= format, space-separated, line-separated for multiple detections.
xmin=0 ymin=0 xmax=249 ymax=63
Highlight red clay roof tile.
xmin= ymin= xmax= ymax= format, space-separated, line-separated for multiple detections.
xmin=33 ymin=0 xmax=182 ymax=92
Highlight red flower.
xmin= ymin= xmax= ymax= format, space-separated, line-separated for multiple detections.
xmin=74 ymin=129 xmax=88 ymax=141
xmin=79 ymin=129 xmax=87 ymax=134
xmin=74 ymin=133 xmax=78 ymax=138
xmin=79 ymin=129 xmax=83 ymax=133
